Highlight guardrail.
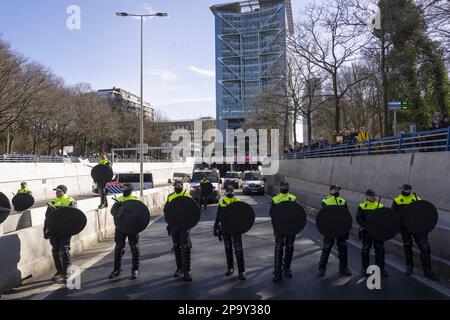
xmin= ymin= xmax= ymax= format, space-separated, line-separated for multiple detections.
xmin=284 ymin=127 xmax=450 ymax=159
xmin=0 ymin=154 xmax=179 ymax=163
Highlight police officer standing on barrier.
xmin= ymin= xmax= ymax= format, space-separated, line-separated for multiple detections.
xmin=214 ymin=186 xmax=246 ymax=280
xmin=318 ymin=185 xmax=352 ymax=277
xmin=271 ymin=182 xmax=297 ymax=282
xmin=43 ymin=185 xmax=76 ymax=282
xmin=98 ymin=153 xmax=112 ymax=209
xmin=109 ymin=184 xmax=140 ymax=280
xmin=392 ymin=184 xmax=438 ymax=280
xmin=17 ymin=182 xmax=32 ymax=195
xmin=166 ymin=181 xmax=193 ymax=281
xmin=357 ymin=189 xmax=388 ymax=277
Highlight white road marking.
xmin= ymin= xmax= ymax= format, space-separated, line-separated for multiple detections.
xmin=31 ymin=215 xmax=165 ymax=300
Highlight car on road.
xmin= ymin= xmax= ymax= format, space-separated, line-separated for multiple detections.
xmin=242 ymin=170 xmax=265 ymax=195
xmin=222 ymin=171 xmax=242 ymax=189
xmin=189 ymin=169 xmax=221 ymax=203
xmin=92 ymin=172 xmax=154 ymax=194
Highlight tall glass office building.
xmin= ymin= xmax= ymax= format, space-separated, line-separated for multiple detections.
xmin=211 ymin=0 xmax=294 ymax=138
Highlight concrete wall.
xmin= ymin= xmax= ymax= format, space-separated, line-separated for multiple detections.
xmin=0 ymin=186 xmax=176 ymax=293
xmin=0 ymin=159 xmax=195 ymax=203
xmin=263 ymin=152 xmax=450 ymax=276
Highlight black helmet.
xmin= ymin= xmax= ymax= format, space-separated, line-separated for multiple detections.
xmin=122 ymin=183 xmax=133 ymax=192
xmin=280 ymin=181 xmax=289 ymax=193
xmin=365 ymin=189 xmax=376 ymax=196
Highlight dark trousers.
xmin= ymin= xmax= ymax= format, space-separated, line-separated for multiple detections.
xmin=400 ymin=227 xmax=433 ymax=272
xmin=361 ymin=231 xmax=385 ymax=270
xmin=171 ymin=229 xmax=191 ymax=273
xmin=318 ymin=235 xmax=348 ymax=271
xmin=114 ymin=229 xmax=139 ymax=271
xmin=223 ymin=233 xmax=245 ymax=273
xmin=274 ymin=234 xmax=295 ymax=275
xmin=49 ymin=235 xmax=71 ymax=275
xmin=99 ymin=187 xmax=108 ymax=206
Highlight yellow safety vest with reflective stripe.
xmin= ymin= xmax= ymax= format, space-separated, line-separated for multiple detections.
xmin=201 ymin=179 xmax=210 ymax=184
xmin=167 ymin=190 xmax=191 ymax=202
xmin=99 ymin=159 xmax=110 ymax=165
xmin=322 ymin=195 xmax=346 ymax=206
xmin=219 ymin=196 xmax=240 ymax=208
xmin=272 ymin=193 xmax=297 ymax=204
xmin=394 ymin=194 xmax=421 ymax=205
xmin=359 ymin=201 xmax=384 ymax=210
xmin=17 ymin=188 xmax=31 ymax=194
xmin=50 ymin=195 xmax=75 ymax=207
xmin=116 ymin=195 xmax=140 ymax=203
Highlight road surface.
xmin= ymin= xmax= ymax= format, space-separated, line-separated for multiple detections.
xmin=2 ymin=191 xmax=448 ymax=300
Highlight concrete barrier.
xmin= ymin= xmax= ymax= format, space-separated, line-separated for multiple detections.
xmin=264 ymin=152 xmax=450 ymax=277
xmin=0 ymin=159 xmax=195 ymax=203
xmin=0 ymin=186 xmax=175 ymax=293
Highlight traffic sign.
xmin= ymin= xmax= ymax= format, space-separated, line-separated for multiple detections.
xmin=136 ymin=144 xmax=149 ymax=154
xmin=388 ymin=101 xmax=409 ymax=111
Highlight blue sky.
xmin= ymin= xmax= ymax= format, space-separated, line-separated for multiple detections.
xmin=0 ymin=0 xmax=302 ymax=120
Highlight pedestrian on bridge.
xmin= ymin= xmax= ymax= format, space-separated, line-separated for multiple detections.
xmin=214 ymin=186 xmax=246 ymax=280
xmin=109 ymin=184 xmax=141 ymax=280
xmin=271 ymin=182 xmax=297 ymax=282
xmin=392 ymin=184 xmax=438 ymax=281
xmin=357 ymin=189 xmax=388 ymax=278
xmin=318 ymin=185 xmax=352 ymax=277
xmin=98 ymin=153 xmax=112 ymax=209
xmin=165 ymin=181 xmax=193 ymax=282
xmin=43 ymin=185 xmax=76 ymax=283
xmin=17 ymin=182 xmax=32 ymax=195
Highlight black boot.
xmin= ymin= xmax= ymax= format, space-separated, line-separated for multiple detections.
xmin=361 ymin=251 xmax=370 ymax=277
xmin=52 ymin=252 xmax=64 ymax=281
xmin=235 ymin=248 xmax=246 ymax=280
xmin=130 ymin=244 xmax=140 ymax=273
xmin=338 ymin=243 xmax=352 ymax=276
xmin=273 ymin=244 xmax=283 ymax=282
xmin=375 ymin=244 xmax=387 ymax=277
xmin=318 ymin=246 xmax=331 ymax=277
xmin=283 ymin=244 xmax=294 ymax=278
xmin=130 ymin=244 xmax=140 ymax=279
xmin=110 ymin=247 xmax=124 ymax=279
xmin=404 ymin=245 xmax=414 ymax=275
xmin=182 ymin=246 xmax=192 ymax=282
xmin=225 ymin=244 xmax=234 ymax=276
xmin=173 ymin=246 xmax=183 ymax=277
xmin=61 ymin=248 xmax=71 ymax=282
xmin=421 ymin=251 xmax=439 ymax=281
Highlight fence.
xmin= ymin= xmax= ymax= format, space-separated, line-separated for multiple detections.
xmin=0 ymin=154 xmax=182 ymax=163
xmin=285 ymin=127 xmax=450 ymax=159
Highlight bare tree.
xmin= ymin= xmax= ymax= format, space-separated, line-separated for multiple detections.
xmin=289 ymin=0 xmax=375 ymax=132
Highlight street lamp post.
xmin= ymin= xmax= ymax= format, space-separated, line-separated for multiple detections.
xmin=116 ymin=11 xmax=168 ymax=196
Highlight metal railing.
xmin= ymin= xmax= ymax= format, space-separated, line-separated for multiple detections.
xmin=284 ymin=127 xmax=450 ymax=160
xmin=0 ymin=154 xmax=180 ymax=163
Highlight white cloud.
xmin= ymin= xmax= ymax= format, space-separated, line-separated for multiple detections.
xmin=147 ymin=69 xmax=177 ymax=81
xmin=189 ymin=66 xmax=215 ymax=77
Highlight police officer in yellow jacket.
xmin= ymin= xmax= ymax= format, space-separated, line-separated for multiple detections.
xmin=165 ymin=181 xmax=193 ymax=281
xmin=200 ymin=177 xmax=210 ymax=210
xmin=392 ymin=184 xmax=438 ymax=280
xmin=98 ymin=153 xmax=112 ymax=209
xmin=318 ymin=185 xmax=352 ymax=277
xmin=43 ymin=185 xmax=76 ymax=282
xmin=356 ymin=189 xmax=388 ymax=277
xmin=213 ymin=186 xmax=246 ymax=280
xmin=271 ymin=182 xmax=297 ymax=282
xmin=17 ymin=182 xmax=32 ymax=195
xmin=109 ymin=184 xmax=140 ymax=280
